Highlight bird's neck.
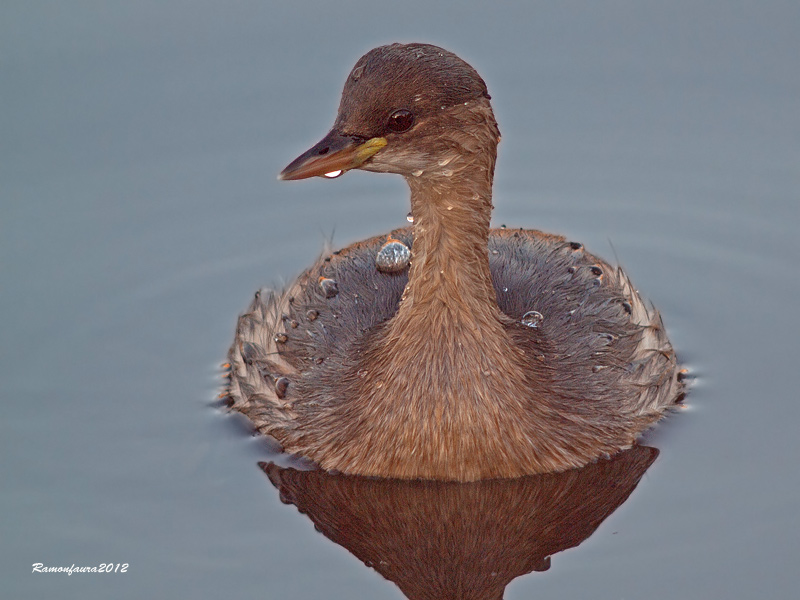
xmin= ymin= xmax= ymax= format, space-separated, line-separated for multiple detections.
xmin=354 ymin=103 xmax=538 ymax=475
xmin=367 ymin=96 xmax=524 ymax=412
xmin=399 ymin=170 xmax=499 ymax=324
xmin=388 ymin=98 xmax=504 ymax=345
xmin=386 ymin=100 xmax=508 ymax=358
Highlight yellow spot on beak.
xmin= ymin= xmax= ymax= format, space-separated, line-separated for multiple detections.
xmin=353 ymin=137 xmax=387 ymax=166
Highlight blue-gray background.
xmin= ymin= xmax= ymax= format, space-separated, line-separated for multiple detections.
xmin=2 ymin=1 xmax=798 ymax=598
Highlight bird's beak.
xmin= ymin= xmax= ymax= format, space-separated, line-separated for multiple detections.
xmin=278 ymin=131 xmax=387 ymax=181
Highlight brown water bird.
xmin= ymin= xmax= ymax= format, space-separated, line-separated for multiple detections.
xmin=226 ymin=43 xmax=684 ymax=481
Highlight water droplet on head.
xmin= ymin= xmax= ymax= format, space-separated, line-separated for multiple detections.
xmin=376 ymin=239 xmax=411 ymax=273
xmin=324 ymin=170 xmax=343 ymax=178
xmin=521 ymin=310 xmax=544 ymax=328
xmin=274 ymin=333 xmax=288 ymax=344
xmin=502 ymin=287 xmax=508 ymax=292
xmin=306 ymin=309 xmax=319 ymax=321
xmin=406 ymin=212 xmax=414 ymax=223
xmin=318 ymin=277 xmax=339 ymax=298
xmin=357 ymin=369 xmax=368 ymax=378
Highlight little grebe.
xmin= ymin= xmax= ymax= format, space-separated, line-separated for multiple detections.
xmin=226 ymin=43 xmax=683 ymax=481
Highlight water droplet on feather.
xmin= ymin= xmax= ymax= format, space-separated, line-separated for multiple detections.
xmin=275 ymin=377 xmax=290 ymax=399
xmin=318 ymin=277 xmax=339 ymax=298
xmin=376 ymin=239 xmax=411 ymax=273
xmin=521 ymin=311 xmax=544 ymax=328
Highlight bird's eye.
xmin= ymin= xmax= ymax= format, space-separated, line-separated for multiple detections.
xmin=387 ymin=109 xmax=414 ymax=133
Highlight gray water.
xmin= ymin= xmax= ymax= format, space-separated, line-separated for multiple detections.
xmin=3 ymin=1 xmax=799 ymax=598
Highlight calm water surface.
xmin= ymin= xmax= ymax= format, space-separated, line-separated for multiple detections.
xmin=3 ymin=2 xmax=799 ymax=598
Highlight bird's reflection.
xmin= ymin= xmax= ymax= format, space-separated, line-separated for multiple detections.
xmin=260 ymin=445 xmax=658 ymax=600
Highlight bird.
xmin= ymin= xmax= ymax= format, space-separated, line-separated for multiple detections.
xmin=225 ymin=43 xmax=684 ymax=482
